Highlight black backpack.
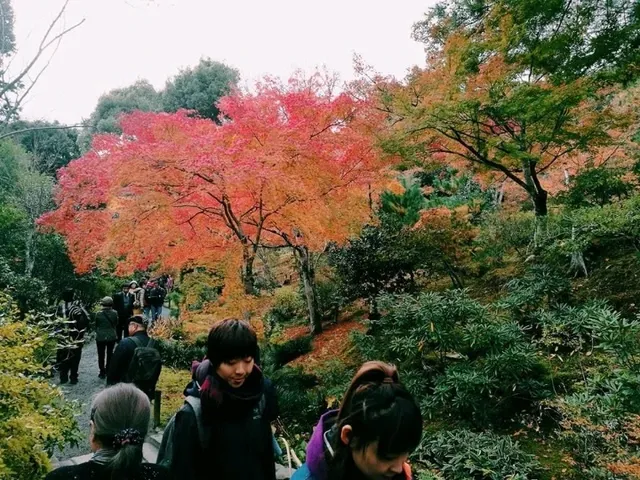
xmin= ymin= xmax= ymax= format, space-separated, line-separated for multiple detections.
xmin=125 ymin=336 xmax=162 ymax=397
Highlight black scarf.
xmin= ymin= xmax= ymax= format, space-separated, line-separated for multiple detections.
xmin=188 ymin=359 xmax=264 ymax=425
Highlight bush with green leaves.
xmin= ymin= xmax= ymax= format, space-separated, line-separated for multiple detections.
xmin=156 ymin=337 xmax=207 ymax=370
xmin=415 ymin=429 xmax=540 ymax=480
xmin=353 ymin=290 xmax=549 ymax=425
xmin=560 ymin=167 xmax=633 ymax=208
xmin=0 ymin=290 xmax=79 ymax=479
xmin=549 ymin=370 xmax=640 ymax=475
xmin=270 ymin=366 xmax=322 ymax=435
xmin=538 ymin=197 xmax=640 ymax=275
xmin=269 ymin=287 xmax=305 ymax=324
xmin=268 ymin=335 xmax=313 ymax=369
xmin=499 ymin=265 xmax=571 ymax=328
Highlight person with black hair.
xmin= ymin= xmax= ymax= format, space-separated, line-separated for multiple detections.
xmin=161 ymin=318 xmax=278 ymax=480
xmin=55 ymin=288 xmax=89 ymax=385
xmin=292 ymin=361 xmax=423 ymax=480
xmin=45 ymin=383 xmax=171 ymax=480
xmin=113 ymin=283 xmax=135 ymax=341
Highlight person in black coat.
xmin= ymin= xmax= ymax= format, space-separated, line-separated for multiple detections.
xmin=167 ymin=319 xmax=278 ymax=480
xmin=113 ymin=282 xmax=135 ymax=341
xmin=107 ymin=315 xmax=160 ymax=397
xmin=45 ymin=383 xmax=171 ymax=480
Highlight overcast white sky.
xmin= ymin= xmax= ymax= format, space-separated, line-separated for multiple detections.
xmin=12 ymin=0 xmax=432 ymax=125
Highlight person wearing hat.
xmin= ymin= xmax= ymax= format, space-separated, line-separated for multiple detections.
xmin=95 ymin=296 xmax=119 ymax=379
xmin=107 ymin=315 xmax=162 ymax=399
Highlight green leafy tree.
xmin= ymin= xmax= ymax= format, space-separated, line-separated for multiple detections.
xmin=383 ymin=0 xmax=639 ymax=217
xmin=413 ymin=0 xmax=640 ymax=85
xmin=162 ymin=58 xmax=239 ymax=121
xmin=78 ymin=79 xmax=162 ymax=151
xmin=8 ymin=120 xmax=80 ymax=175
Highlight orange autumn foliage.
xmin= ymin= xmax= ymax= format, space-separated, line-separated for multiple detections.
xmin=40 ymin=74 xmax=393 ymax=289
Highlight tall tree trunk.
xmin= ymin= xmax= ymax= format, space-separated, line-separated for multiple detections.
xmin=523 ymin=160 xmax=549 ymax=217
xmin=241 ymin=243 xmax=256 ymax=295
xmin=532 ymin=190 xmax=548 ymax=216
xmin=294 ymin=246 xmax=322 ymax=335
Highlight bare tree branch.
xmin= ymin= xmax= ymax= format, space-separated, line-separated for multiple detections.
xmin=0 ymin=1 xmax=85 ymax=103
xmin=0 ymin=123 xmax=84 ymax=141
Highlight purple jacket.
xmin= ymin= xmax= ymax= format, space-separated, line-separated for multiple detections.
xmin=291 ymin=411 xmax=337 ymax=480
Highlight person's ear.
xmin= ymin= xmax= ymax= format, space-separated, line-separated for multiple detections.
xmin=340 ymin=425 xmax=353 ymax=446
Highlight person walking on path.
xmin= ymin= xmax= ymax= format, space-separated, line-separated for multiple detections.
xmin=45 ymin=383 xmax=171 ymax=480
xmin=55 ymin=288 xmax=89 ymax=385
xmin=147 ymin=280 xmax=166 ymax=326
xmin=113 ymin=283 xmax=135 ymax=341
xmin=131 ymin=279 xmax=147 ymax=316
xmin=95 ymin=297 xmax=118 ymax=379
xmin=107 ymin=315 xmax=162 ymax=399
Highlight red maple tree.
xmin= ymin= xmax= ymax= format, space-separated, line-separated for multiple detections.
xmin=41 ymin=74 xmax=390 ymax=333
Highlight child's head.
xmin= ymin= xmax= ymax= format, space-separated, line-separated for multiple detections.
xmin=331 ymin=361 xmax=423 ymax=480
xmin=207 ymin=318 xmax=258 ymax=388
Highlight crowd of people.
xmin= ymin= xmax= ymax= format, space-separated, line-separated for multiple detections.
xmin=53 ymin=276 xmax=172 ymax=386
xmin=49 ymin=276 xmax=423 ymax=480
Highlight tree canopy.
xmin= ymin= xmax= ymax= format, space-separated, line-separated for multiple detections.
xmin=162 ymin=58 xmax=239 ymax=121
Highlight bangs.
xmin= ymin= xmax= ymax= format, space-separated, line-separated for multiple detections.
xmin=371 ymin=397 xmax=423 ymax=457
xmin=208 ymin=319 xmax=258 ymax=364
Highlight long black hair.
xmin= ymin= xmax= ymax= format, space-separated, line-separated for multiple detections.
xmin=328 ymin=361 xmax=423 ymax=480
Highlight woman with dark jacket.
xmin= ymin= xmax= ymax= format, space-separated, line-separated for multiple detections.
xmin=165 ymin=318 xmax=278 ymax=480
xmin=95 ymin=296 xmax=119 ymax=379
xmin=46 ymin=383 xmax=171 ymax=480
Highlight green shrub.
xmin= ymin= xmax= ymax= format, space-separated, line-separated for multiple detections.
xmin=156 ymin=338 xmax=206 ymax=370
xmin=354 ymin=290 xmax=549 ymax=425
xmin=270 ymin=366 xmax=322 ymax=434
xmin=0 ymin=290 xmax=79 ymax=479
xmin=269 ymin=288 xmax=305 ymax=324
xmin=270 ymin=335 xmax=313 ymax=369
xmin=499 ymin=265 xmax=571 ymax=327
xmin=474 ymin=211 xmax=536 ymax=265
xmin=559 ymin=167 xmax=633 ymax=208
xmin=416 ymin=429 xmax=540 ymax=479
xmin=309 ymin=276 xmax=344 ymax=322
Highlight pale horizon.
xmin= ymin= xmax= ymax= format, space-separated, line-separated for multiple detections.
xmin=12 ymin=0 xmax=432 ymax=125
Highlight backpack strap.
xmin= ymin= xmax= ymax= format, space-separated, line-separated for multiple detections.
xmin=184 ymin=396 xmax=210 ymax=449
xmin=129 ymin=336 xmax=144 ymax=348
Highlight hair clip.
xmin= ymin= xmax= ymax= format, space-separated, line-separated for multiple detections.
xmin=113 ymin=428 xmax=143 ymax=449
